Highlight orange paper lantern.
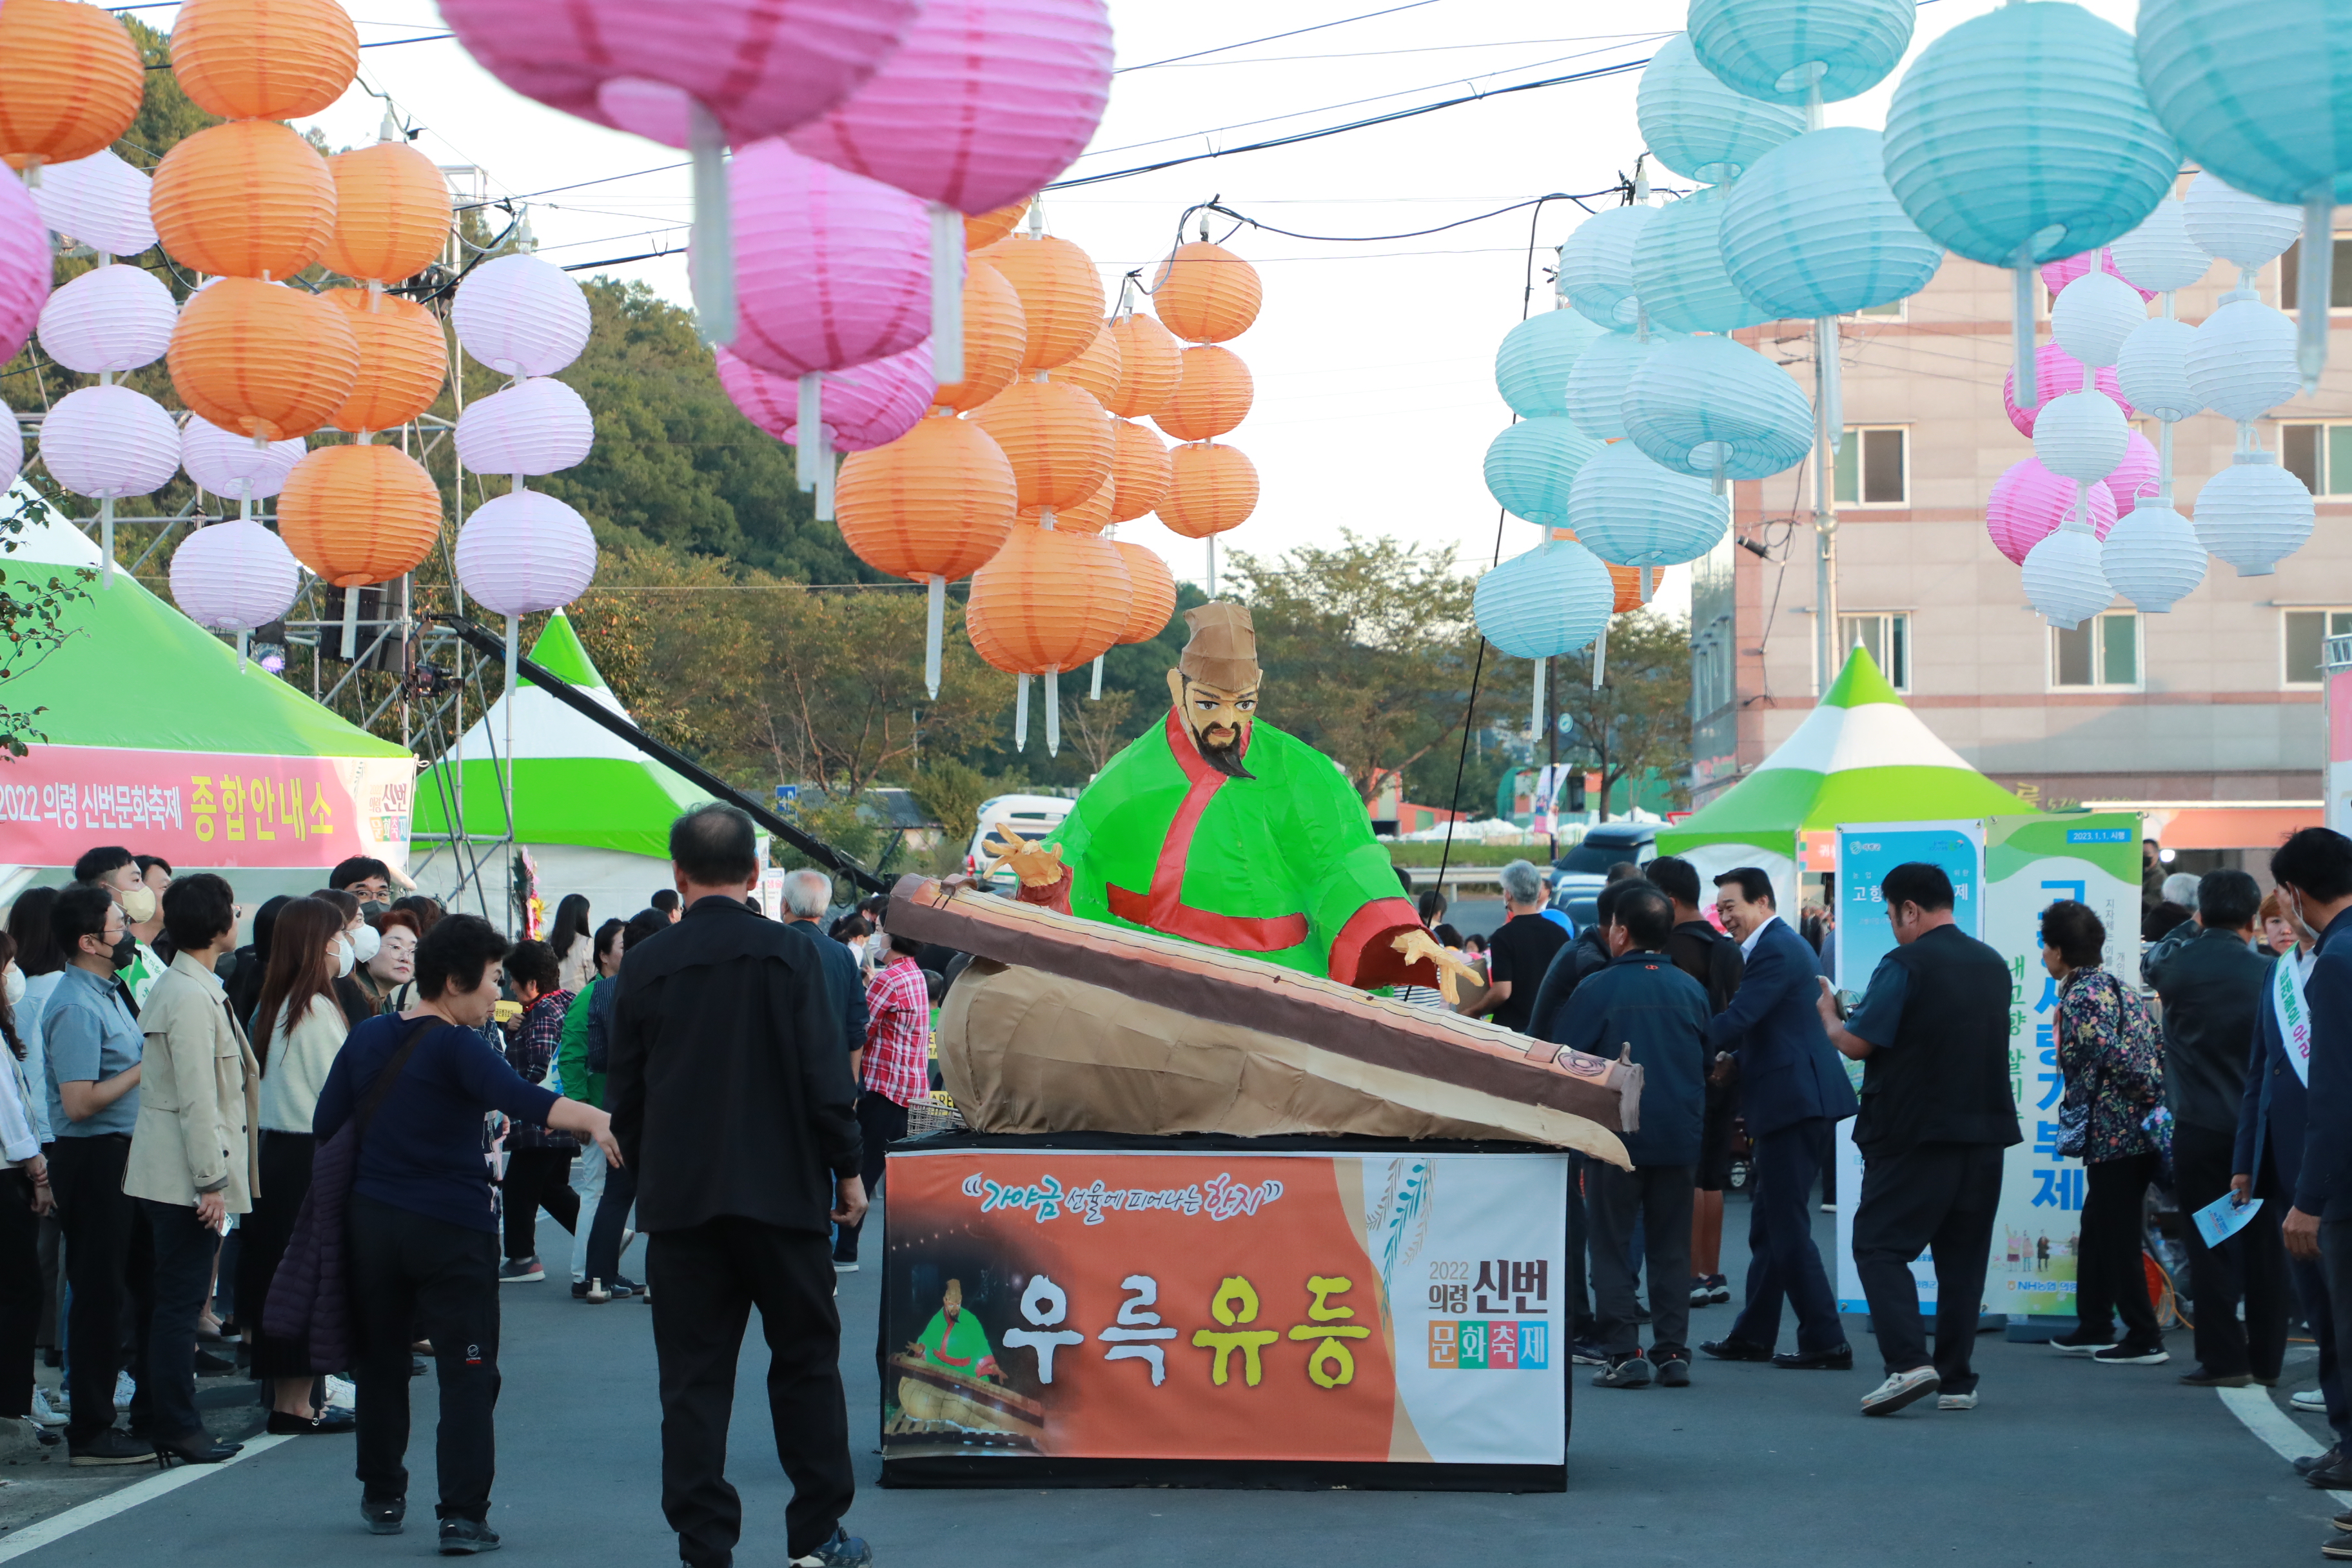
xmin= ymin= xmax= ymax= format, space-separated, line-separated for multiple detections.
xmin=152 ymin=121 xmax=338 ymax=280
xmin=0 ymin=0 xmax=144 ymax=171
xmin=319 ymin=141 xmax=453 ymax=283
xmin=1044 ymin=320 xmax=1121 ymax=406
xmin=1104 ymin=313 xmax=1182 ymax=419
xmin=1023 ymin=472 xmax=1111 ymax=534
xmin=1552 ymin=527 xmax=1651 ymax=612
xmin=967 ymin=524 xmax=1132 ymax=672
xmin=976 ymin=233 xmax=1103 ymax=372
xmin=1112 ymin=540 xmax=1177 ymax=645
xmin=324 ymin=288 xmax=447 ymax=433
xmin=1108 ymin=418 xmax=1171 ymax=522
xmin=835 ymin=413 xmax=1017 ymax=582
xmin=277 ymin=443 xmax=442 ymax=587
xmin=965 ymin=198 xmax=1030 ymax=251
xmin=1156 ymin=442 xmax=1258 ymax=539
xmin=968 ymin=380 xmax=1113 ymax=513
xmin=934 ymin=259 xmax=1025 ymax=414
xmin=168 ymin=278 xmax=360 ymax=441
xmin=170 ymin=0 xmax=358 ymax=121
xmin=1153 ymin=241 xmax=1263 ymax=344
xmin=1153 ymin=344 xmax=1252 ymax=443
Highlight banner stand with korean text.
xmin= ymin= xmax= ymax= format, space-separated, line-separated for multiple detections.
xmin=881 ymin=1135 xmax=1568 ymax=1491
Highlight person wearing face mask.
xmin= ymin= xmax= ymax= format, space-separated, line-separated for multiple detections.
xmin=72 ymin=847 xmax=166 ymax=1011
xmin=42 ymin=883 xmax=155 ymax=1464
xmin=240 ymin=898 xmax=357 ymax=1434
xmin=311 ymin=889 xmax=380 ymax=1023
xmin=0 ymin=930 xmax=56 ymax=1441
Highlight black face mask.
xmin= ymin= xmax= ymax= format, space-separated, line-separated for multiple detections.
xmin=107 ymin=932 xmax=137 ymax=972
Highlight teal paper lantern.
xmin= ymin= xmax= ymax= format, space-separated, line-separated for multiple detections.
xmin=1637 ymin=33 xmax=1807 ymax=182
xmin=1720 ymin=126 xmax=1943 ymax=318
xmin=1483 ymin=416 xmax=1603 ymax=525
xmin=1632 ymin=188 xmax=1772 ymax=334
xmin=1687 ymin=0 xmax=1914 ymax=106
xmin=1494 ymin=309 xmax=1608 ymax=419
xmin=1556 ymin=205 xmax=1655 ymax=330
xmin=1473 ymin=538 xmax=1615 ymax=659
xmin=1563 ymin=327 xmax=1680 ymax=439
xmin=1565 ymin=440 xmax=1729 ymax=567
xmin=1620 ymin=335 xmax=1813 ymax=482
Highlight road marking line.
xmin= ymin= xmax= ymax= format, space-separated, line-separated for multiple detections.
xmin=2217 ymin=1385 xmax=2352 ymax=1509
xmin=0 ymin=1433 xmax=295 ymax=1563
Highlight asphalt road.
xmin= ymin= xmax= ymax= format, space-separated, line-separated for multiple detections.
xmin=2 ymin=1198 xmax=2343 ymax=1568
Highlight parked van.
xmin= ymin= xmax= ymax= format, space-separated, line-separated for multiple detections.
xmin=966 ymin=794 xmax=1075 ymax=884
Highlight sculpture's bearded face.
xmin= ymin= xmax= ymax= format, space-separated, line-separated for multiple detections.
xmin=1168 ymin=671 xmax=1259 ymax=780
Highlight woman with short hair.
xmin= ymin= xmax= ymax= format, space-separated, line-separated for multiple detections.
xmin=355 ymin=909 xmax=422 ymax=1017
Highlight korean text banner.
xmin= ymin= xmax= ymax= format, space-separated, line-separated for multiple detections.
xmin=881 ymin=1147 xmax=1567 ymax=1466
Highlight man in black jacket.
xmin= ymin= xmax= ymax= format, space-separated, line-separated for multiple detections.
xmin=1818 ymin=862 xmax=2021 ymax=1417
xmin=609 ymin=805 xmax=870 ymax=1568
xmin=1649 ymin=856 xmax=1743 ymax=1308
xmin=2148 ymin=868 xmax=2284 ymax=1387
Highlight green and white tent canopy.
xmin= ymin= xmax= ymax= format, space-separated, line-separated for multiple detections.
xmin=1658 ymin=646 xmax=2026 ymax=902
xmin=411 ymin=612 xmax=710 ymax=917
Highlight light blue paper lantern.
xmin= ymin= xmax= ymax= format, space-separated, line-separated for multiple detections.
xmin=1563 ymin=327 xmax=1679 ymax=439
xmin=1720 ymin=127 xmax=1943 ymax=318
xmin=1565 ymin=440 xmax=1729 ymax=568
xmin=1632 ymin=188 xmax=1772 ymax=334
xmin=1637 ymin=34 xmax=1807 ymax=182
xmin=1483 ymin=417 xmax=1603 ymax=525
xmin=1687 ymin=0 xmax=1915 ymax=106
xmin=1621 ymin=335 xmax=1812 ymax=482
xmin=1556 ymin=205 xmax=1655 ymax=330
xmin=1473 ymin=539 xmax=1615 ymax=659
xmin=1494 ymin=309 xmax=1609 ymax=419
xmin=2138 ymin=0 xmax=2352 ymax=385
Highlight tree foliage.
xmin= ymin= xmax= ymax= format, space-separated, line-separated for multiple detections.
xmin=1551 ymin=609 xmax=1693 ymax=820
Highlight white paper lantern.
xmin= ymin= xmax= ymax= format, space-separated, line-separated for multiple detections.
xmin=2188 ymin=297 xmax=2300 ymax=422
xmin=2050 ymin=268 xmax=2145 ymax=370
xmin=2021 ymin=524 xmax=2113 ymax=629
xmin=455 ymin=377 xmax=594 ymax=476
xmin=2193 ymin=455 xmax=2313 ymax=576
xmin=181 ymin=417 xmax=307 ymax=502
xmin=30 ymin=150 xmax=157 ymax=259
xmin=35 ymin=263 xmax=177 ymax=376
xmin=38 ymin=384 xmax=179 ymax=498
xmin=2100 ymin=501 xmax=2205 ymax=612
xmin=2115 ymin=317 xmax=2203 ymax=422
xmin=0 ymin=397 xmax=20 ymax=489
xmin=2181 ymin=171 xmax=2304 ymax=270
xmin=455 ymin=489 xmax=598 ymax=615
xmin=1563 ymin=328 xmax=1677 ymax=440
xmin=1555 ymin=206 xmax=1655 ymax=331
xmin=1621 ymin=335 xmax=1812 ymax=481
xmin=1564 ymin=440 xmax=1729 ymax=567
xmin=169 ymin=518 xmax=301 ymax=632
xmin=2031 ymin=390 xmax=2128 ymax=483
xmin=452 ymin=253 xmax=593 ymax=378
xmin=2108 ymin=197 xmax=2211 ymax=293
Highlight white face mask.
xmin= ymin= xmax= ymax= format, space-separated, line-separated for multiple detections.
xmin=333 ymin=935 xmax=358 ymax=979
xmin=350 ymin=923 xmax=382 ymax=965
xmin=3 ymin=965 xmax=22 ymax=1008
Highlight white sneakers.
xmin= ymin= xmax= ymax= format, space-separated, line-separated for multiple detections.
xmin=1860 ymin=1366 xmax=1942 ymax=1416
xmin=2298 ymin=1388 xmax=2330 ymax=1413
xmin=27 ymin=1387 xmax=66 ymax=1428
xmin=325 ymin=1376 xmax=357 ymax=1411
xmin=112 ymin=1371 xmax=135 ymax=1411
xmin=1937 ymin=1391 xmax=1978 ymax=1411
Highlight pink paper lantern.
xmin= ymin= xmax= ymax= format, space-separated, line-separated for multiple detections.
xmin=716 ymin=338 xmax=932 ymax=451
xmin=0 ymin=170 xmax=50 ymax=366
xmin=170 ymin=519 xmax=300 ymax=633
xmin=2003 ymin=344 xmax=2137 ymax=436
xmin=1986 ymin=457 xmax=2117 ymax=565
xmin=2041 ymin=247 xmax=2157 ymax=304
xmin=2103 ymin=431 xmax=2161 ymax=516
xmin=722 ymin=139 xmax=931 ymax=380
xmin=454 ymin=489 xmax=598 ymax=616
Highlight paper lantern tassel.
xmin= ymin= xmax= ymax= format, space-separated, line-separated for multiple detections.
xmin=691 ymin=101 xmax=736 ymax=345
xmin=1015 ymin=671 xmax=1030 ymax=750
xmin=1044 ymin=668 xmax=1061 ymax=756
xmin=930 ymin=203 xmax=965 ymax=386
xmin=925 ymin=574 xmax=946 ymax=700
xmin=2013 ymin=247 xmax=2037 ymax=411
xmin=796 ymin=373 xmax=820 ymax=493
xmin=2303 ymin=195 xmax=2333 ymax=393
xmin=1090 ymin=653 xmax=1103 ymax=700
xmin=1530 ymin=654 xmax=1547 ymax=743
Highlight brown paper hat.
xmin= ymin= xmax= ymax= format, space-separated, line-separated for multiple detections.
xmin=1179 ymin=602 xmax=1259 ymax=691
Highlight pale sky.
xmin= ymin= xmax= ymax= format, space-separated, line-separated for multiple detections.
xmin=135 ymin=0 xmax=2138 ymax=612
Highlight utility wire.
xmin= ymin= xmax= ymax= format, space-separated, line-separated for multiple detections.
xmin=1115 ymin=0 xmax=1445 ymax=73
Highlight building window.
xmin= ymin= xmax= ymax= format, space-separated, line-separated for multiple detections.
xmin=1838 ymin=611 xmax=1910 ymax=691
xmin=2052 ymin=612 xmax=2139 ymax=690
xmin=1847 ymin=298 xmax=1905 ymax=321
xmin=2284 ymin=609 xmax=2352 ymax=685
xmin=1834 ymin=426 xmax=1906 ymax=507
xmin=2281 ymin=422 xmax=2352 ymax=495
xmin=2281 ymin=236 xmax=2352 ymax=311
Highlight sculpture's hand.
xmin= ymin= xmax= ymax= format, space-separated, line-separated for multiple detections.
xmin=982 ymin=824 xmax=1066 ymax=888
xmin=1391 ymin=927 xmax=1481 ymax=1005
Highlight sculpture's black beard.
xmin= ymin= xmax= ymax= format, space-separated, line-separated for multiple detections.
xmin=1195 ymin=730 xmax=1255 ymax=780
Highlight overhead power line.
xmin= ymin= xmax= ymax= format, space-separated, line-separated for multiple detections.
xmin=1115 ymin=0 xmax=1445 ymax=73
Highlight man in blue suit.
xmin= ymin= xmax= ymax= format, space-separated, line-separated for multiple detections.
xmin=1698 ymin=867 xmax=1859 ymax=1370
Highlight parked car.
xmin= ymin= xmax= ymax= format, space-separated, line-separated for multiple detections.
xmin=966 ymin=794 xmax=1075 ymax=885
xmin=1548 ymin=822 xmax=1659 ymax=902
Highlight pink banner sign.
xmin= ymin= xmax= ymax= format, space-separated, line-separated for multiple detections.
xmin=0 ymin=746 xmax=414 ymax=870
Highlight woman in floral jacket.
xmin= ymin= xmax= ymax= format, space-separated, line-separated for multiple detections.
xmin=495 ymin=940 xmax=578 ymax=1284
xmin=2043 ymin=899 xmax=2169 ymax=1364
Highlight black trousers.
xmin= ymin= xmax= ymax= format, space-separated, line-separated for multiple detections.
xmin=238 ymin=1130 xmax=317 ymax=1379
xmin=349 ymin=1196 xmax=503 ymax=1520
xmin=49 ymin=1135 xmax=152 ymax=1445
xmin=2077 ymin=1150 xmax=2162 ymax=1348
xmin=0 ymin=1170 xmax=38 ymax=1420
xmin=1587 ymin=1162 xmax=1694 ymax=1356
xmin=585 ymin=1159 xmax=638 ymax=1284
xmin=1729 ymin=1118 xmax=1845 ymax=1354
xmin=647 ymin=1218 xmax=853 ymax=1568
xmin=500 ymin=1148 xmax=579 ymax=1262
xmin=2173 ymin=1121 xmax=2288 ymax=1378
xmin=2297 ymin=1246 xmax=2352 ymax=1448
xmin=2319 ymin=1218 xmax=2352 ymax=1456
xmin=831 ymin=1093 xmax=906 ymax=1262
xmin=1852 ymin=1141 xmax=2003 ymax=1391
xmin=140 ymin=1199 xmax=223 ymax=1443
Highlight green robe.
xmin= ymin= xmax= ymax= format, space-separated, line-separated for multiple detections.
xmin=1035 ymin=709 xmax=1425 ymax=988
xmin=916 ymin=1307 xmax=996 ymax=1377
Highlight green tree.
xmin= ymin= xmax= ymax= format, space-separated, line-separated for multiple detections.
xmin=1552 ymin=609 xmax=1692 ymax=821
xmin=0 ymin=484 xmax=93 ymax=756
